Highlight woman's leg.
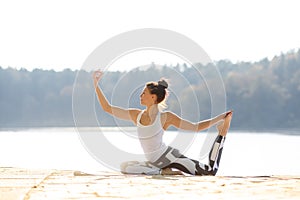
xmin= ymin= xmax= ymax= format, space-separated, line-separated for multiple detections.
xmin=120 ymin=161 xmax=161 ymax=175
xmin=152 ymin=113 xmax=232 ymax=176
xmin=153 ymin=135 xmax=225 ymax=175
xmin=120 ymin=161 xmax=183 ymax=175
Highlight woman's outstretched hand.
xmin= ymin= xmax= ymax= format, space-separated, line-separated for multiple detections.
xmin=93 ymin=70 xmax=103 ymax=87
xmin=217 ymin=110 xmax=233 ymax=121
xmin=225 ymin=110 xmax=233 ymax=118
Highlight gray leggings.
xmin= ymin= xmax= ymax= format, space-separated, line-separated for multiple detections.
xmin=151 ymin=135 xmax=225 ymax=175
xmin=120 ymin=135 xmax=225 ymax=176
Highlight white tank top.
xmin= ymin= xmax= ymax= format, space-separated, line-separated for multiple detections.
xmin=137 ymin=110 xmax=168 ymax=162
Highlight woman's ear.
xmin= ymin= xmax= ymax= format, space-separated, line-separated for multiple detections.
xmin=151 ymin=94 xmax=157 ymax=103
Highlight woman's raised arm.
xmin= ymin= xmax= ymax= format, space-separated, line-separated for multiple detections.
xmin=93 ymin=71 xmax=140 ymax=123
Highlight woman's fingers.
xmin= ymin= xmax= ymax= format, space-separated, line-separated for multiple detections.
xmin=93 ymin=70 xmax=103 ymax=81
xmin=225 ymin=110 xmax=233 ymax=118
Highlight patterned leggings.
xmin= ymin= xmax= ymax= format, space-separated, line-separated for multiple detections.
xmin=121 ymin=135 xmax=225 ymax=176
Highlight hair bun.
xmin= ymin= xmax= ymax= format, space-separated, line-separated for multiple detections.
xmin=158 ymin=79 xmax=168 ymax=89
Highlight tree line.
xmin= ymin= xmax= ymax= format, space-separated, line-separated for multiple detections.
xmin=1 ymin=49 xmax=300 ymax=131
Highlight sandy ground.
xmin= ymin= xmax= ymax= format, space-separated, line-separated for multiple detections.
xmin=0 ymin=167 xmax=299 ymax=200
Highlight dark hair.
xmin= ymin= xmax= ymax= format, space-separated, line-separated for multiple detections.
xmin=146 ymin=79 xmax=168 ymax=104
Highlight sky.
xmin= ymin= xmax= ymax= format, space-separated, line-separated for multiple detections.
xmin=0 ymin=0 xmax=299 ymax=71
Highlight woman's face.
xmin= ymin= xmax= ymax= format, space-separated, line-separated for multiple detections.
xmin=140 ymin=87 xmax=157 ymax=106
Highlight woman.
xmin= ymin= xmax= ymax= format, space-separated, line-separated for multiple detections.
xmin=93 ymin=70 xmax=232 ymax=176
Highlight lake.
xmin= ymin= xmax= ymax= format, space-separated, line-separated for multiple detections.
xmin=0 ymin=127 xmax=299 ymax=176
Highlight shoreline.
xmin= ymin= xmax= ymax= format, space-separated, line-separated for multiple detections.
xmin=1 ymin=167 xmax=300 ymax=200
xmin=1 ymin=127 xmax=300 ymax=135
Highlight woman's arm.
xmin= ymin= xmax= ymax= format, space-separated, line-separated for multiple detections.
xmin=93 ymin=71 xmax=140 ymax=123
xmin=163 ymin=111 xmax=232 ymax=132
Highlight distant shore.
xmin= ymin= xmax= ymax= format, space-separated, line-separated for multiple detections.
xmin=1 ymin=167 xmax=300 ymax=200
xmin=1 ymin=126 xmax=300 ymax=135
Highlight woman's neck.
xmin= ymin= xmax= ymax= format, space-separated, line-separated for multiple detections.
xmin=145 ymin=104 xmax=159 ymax=116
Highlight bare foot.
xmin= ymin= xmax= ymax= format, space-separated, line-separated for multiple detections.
xmin=161 ymin=168 xmax=183 ymax=175
xmin=217 ymin=112 xmax=232 ymax=137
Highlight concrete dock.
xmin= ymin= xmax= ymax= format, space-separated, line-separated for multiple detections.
xmin=1 ymin=167 xmax=299 ymax=199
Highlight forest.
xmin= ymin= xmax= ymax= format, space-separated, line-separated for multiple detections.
xmin=1 ymin=49 xmax=300 ymax=131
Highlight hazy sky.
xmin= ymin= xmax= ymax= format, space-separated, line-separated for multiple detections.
xmin=0 ymin=0 xmax=299 ymax=71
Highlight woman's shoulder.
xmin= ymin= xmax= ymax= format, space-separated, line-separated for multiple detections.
xmin=160 ymin=111 xmax=176 ymax=120
xmin=160 ymin=111 xmax=179 ymax=129
xmin=160 ymin=110 xmax=176 ymax=116
xmin=128 ymin=109 xmax=143 ymax=122
xmin=161 ymin=111 xmax=181 ymax=121
xmin=129 ymin=108 xmax=143 ymax=116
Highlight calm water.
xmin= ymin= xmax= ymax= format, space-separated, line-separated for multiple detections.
xmin=0 ymin=127 xmax=299 ymax=176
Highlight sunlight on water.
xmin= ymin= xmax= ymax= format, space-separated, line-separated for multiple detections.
xmin=0 ymin=128 xmax=299 ymax=176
